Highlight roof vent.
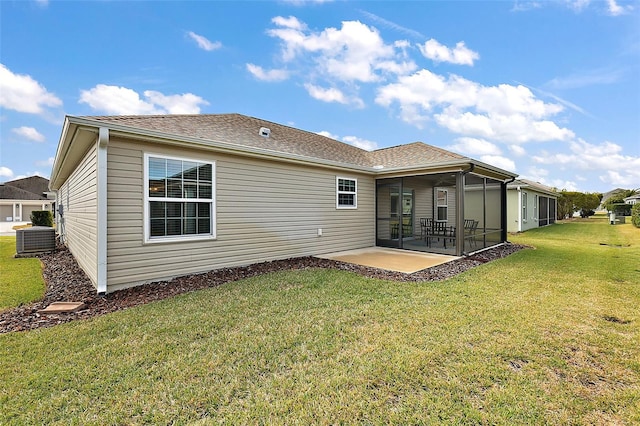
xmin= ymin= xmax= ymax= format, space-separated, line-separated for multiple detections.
xmin=259 ymin=127 xmax=271 ymax=138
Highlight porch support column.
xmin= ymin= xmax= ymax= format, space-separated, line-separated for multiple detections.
xmin=455 ymin=172 xmax=465 ymax=256
xmin=501 ymin=181 xmax=508 ymax=242
xmin=96 ymin=127 xmax=109 ymax=295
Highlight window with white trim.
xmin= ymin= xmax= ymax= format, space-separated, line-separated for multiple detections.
xmin=533 ymin=194 xmax=538 ymax=221
xmin=145 ymin=154 xmax=215 ymax=241
xmin=336 ymin=177 xmax=357 ymax=209
xmin=522 ymin=192 xmax=528 ymax=222
xmin=436 ymin=188 xmax=448 ymax=221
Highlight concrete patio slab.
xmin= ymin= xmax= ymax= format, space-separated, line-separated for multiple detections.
xmin=317 ymin=247 xmax=458 ymax=274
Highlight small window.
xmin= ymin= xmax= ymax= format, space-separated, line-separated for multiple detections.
xmin=522 ymin=192 xmax=528 ymax=222
xmin=436 ymin=189 xmax=448 ymax=222
xmin=533 ymin=194 xmax=538 ymax=220
xmin=145 ymin=154 xmax=215 ymax=242
xmin=336 ymin=177 xmax=357 ymax=209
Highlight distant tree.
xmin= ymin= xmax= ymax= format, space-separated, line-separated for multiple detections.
xmin=575 ymin=192 xmax=602 ymax=217
xmin=556 ymin=190 xmax=602 ymax=219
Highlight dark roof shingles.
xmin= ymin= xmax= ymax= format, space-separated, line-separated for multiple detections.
xmin=84 ymin=114 xmax=470 ymax=170
xmin=0 ymin=176 xmax=49 ymax=200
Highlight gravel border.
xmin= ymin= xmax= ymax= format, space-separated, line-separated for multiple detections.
xmin=0 ymin=242 xmax=526 ymax=334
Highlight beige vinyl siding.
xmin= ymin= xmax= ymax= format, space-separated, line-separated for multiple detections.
xmin=403 ymin=177 xmax=433 ymax=236
xmin=106 ymin=138 xmax=374 ymax=292
xmin=59 ymin=143 xmax=98 ymax=287
xmin=507 ymin=190 xmax=520 ymax=233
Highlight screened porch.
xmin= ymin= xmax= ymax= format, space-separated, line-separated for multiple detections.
xmin=376 ymin=172 xmax=508 ymax=256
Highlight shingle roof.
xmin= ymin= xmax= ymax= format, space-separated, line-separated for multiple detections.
xmin=83 ymin=114 xmax=468 ymax=169
xmin=509 ymin=179 xmax=557 ymax=195
xmin=0 ymin=176 xmax=49 ymax=200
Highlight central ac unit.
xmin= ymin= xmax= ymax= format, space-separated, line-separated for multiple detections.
xmin=16 ymin=227 xmax=56 ymax=254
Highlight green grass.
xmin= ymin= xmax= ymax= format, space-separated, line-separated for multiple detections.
xmin=0 ymin=236 xmax=46 ymax=311
xmin=1 ymin=220 xmax=638 ymax=424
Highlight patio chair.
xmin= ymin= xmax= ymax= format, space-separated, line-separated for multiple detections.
xmin=464 ymin=219 xmax=479 ymax=248
xmin=425 ymin=221 xmax=447 ymax=247
xmin=420 ymin=217 xmax=433 ymax=241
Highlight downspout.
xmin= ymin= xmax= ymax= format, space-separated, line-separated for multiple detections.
xmin=502 ymin=176 xmax=516 ymax=243
xmin=458 ymin=164 xmax=475 ymax=255
xmin=96 ymin=127 xmax=109 ymax=295
xmin=516 ymin=186 xmax=522 ymax=233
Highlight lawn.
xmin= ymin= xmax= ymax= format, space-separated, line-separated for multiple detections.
xmin=0 ymin=236 xmax=46 ymax=311
xmin=0 ymin=219 xmax=638 ymax=424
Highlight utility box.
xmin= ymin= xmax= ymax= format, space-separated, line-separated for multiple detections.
xmin=16 ymin=226 xmax=55 ymax=255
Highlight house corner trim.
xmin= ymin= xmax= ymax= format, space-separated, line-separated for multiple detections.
xmin=97 ymin=127 xmax=109 ymax=294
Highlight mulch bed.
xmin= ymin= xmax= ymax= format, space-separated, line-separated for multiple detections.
xmin=0 ymin=242 xmax=526 ymax=334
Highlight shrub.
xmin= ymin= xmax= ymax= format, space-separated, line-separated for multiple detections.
xmin=580 ymin=209 xmax=595 ymax=218
xmin=632 ymin=204 xmax=640 ymax=228
xmin=30 ymin=210 xmax=53 ymax=227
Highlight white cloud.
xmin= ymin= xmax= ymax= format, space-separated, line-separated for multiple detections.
xmin=272 ymin=15 xmax=307 ymax=31
xmin=480 ymin=155 xmax=516 ymax=172
xmin=533 ymin=139 xmax=640 ymax=187
xmin=418 ymin=39 xmax=479 ymax=66
xmin=447 ymin=137 xmax=502 ymax=156
xmin=342 ymin=135 xmax=378 ymax=151
xmin=11 ymin=126 xmax=46 ymax=142
xmin=316 ymin=130 xmax=339 ymax=140
xmin=281 ymin=0 xmax=333 ymax=6
xmin=566 ymin=0 xmax=591 ymax=12
xmin=511 ymin=1 xmax=542 ymax=12
xmin=546 ymin=179 xmax=578 ymax=191
xmin=0 ymin=64 xmax=62 ymax=114
xmin=316 ymin=130 xmax=378 ymax=150
xmin=519 ymin=166 xmax=550 ymax=184
xmin=0 ymin=166 xmax=14 ymax=179
xmin=246 ymin=64 xmax=290 ymax=82
xmin=79 ymin=84 xmax=208 ymax=115
xmin=376 ymin=69 xmax=573 ymax=143
xmin=143 ymin=90 xmax=209 ymax=114
xmin=36 ymin=157 xmax=55 ymax=167
xmin=268 ymin=17 xmax=409 ymax=82
xmin=509 ymin=145 xmax=527 ymax=157
xmin=304 ymin=83 xmax=364 ymax=107
xmin=606 ymin=0 xmax=633 ymax=16
xmin=187 ymin=31 xmax=222 ymax=51
xmin=359 ymin=10 xmax=425 ymax=39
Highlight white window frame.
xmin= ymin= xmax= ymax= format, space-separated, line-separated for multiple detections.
xmin=336 ymin=177 xmax=357 ymax=209
xmin=436 ymin=188 xmax=448 ymax=222
xmin=533 ymin=194 xmax=538 ymax=221
xmin=522 ymin=192 xmax=528 ymax=222
xmin=143 ymin=153 xmax=216 ymax=243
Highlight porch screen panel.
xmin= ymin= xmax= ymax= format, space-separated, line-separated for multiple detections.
xmin=484 ymin=180 xmax=502 ymax=248
xmin=539 ymin=196 xmax=549 ymax=226
xmin=463 ymin=174 xmax=485 ymax=253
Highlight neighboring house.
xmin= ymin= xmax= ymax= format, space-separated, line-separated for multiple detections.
xmin=507 ymin=179 xmax=557 ymax=233
xmin=49 ymin=114 xmax=517 ymax=294
xmin=623 ymin=194 xmax=640 ymax=205
xmin=0 ymin=176 xmax=54 ymax=232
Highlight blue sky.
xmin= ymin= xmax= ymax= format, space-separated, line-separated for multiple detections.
xmin=1 ymin=0 xmax=638 ymax=193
